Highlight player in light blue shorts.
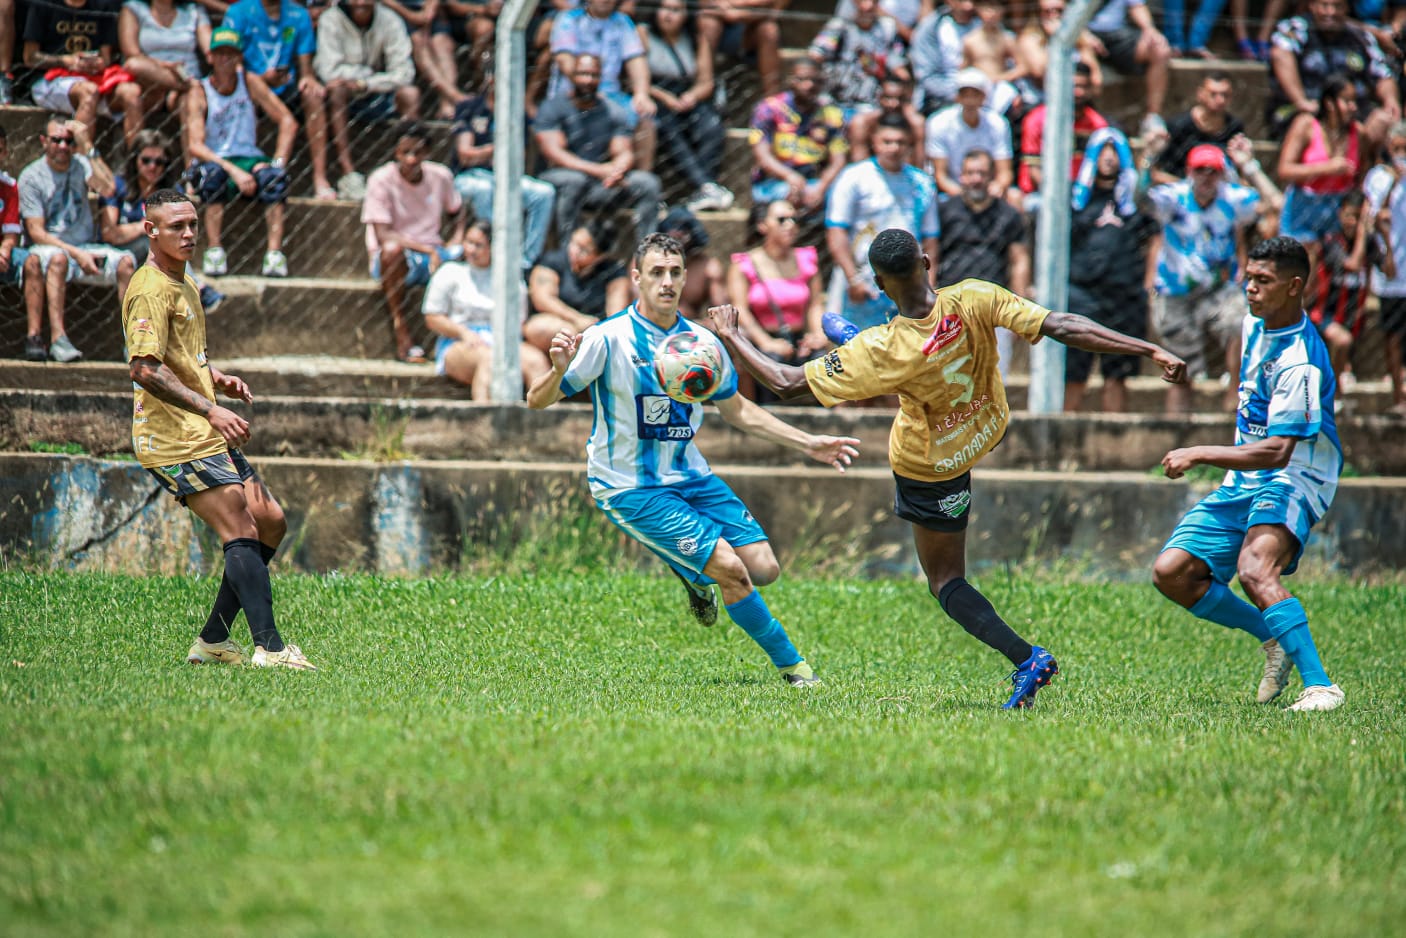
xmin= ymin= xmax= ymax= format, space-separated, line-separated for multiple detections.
xmin=526 ymin=232 xmax=860 ymax=689
xmin=1153 ymin=237 xmax=1346 ymax=713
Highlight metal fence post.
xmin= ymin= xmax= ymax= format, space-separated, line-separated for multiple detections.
xmin=1030 ymin=0 xmax=1099 ymax=414
xmin=489 ymin=0 xmax=538 ymax=403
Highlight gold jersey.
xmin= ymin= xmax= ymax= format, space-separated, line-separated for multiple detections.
xmin=122 ymin=264 xmax=225 ymax=469
xmin=805 ymin=279 xmax=1050 ymax=482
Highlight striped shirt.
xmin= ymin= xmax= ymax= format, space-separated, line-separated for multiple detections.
xmin=559 ymin=304 xmax=739 ymax=497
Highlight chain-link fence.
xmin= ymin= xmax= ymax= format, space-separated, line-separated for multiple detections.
xmin=1 ymin=0 xmax=1401 ymax=399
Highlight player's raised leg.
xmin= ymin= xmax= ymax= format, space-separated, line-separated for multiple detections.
xmin=913 ymin=522 xmax=1056 ymax=709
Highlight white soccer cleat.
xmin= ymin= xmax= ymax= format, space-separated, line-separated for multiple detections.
xmin=251 ymin=644 xmax=317 ymax=671
xmin=1256 ymin=639 xmax=1293 ymax=703
xmin=187 ymin=637 xmax=247 ymax=665
xmin=1287 ymin=683 xmax=1345 ymax=712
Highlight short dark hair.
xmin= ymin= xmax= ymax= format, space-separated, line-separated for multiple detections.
xmin=634 ymin=231 xmax=685 ymax=268
xmin=1339 ymin=189 xmax=1366 ymax=211
xmin=394 ymin=120 xmax=431 ymax=147
xmin=145 ymin=188 xmax=194 ymax=211
xmin=962 ymin=148 xmax=995 ymax=171
xmin=875 ymin=111 xmax=911 ymax=135
xmin=868 ymin=228 xmax=922 ymax=279
xmin=582 ymin=217 xmax=618 ymax=255
xmin=468 ymin=218 xmax=492 ymax=241
xmin=1247 ymin=236 xmax=1311 ymax=281
xmin=1204 ymin=69 xmax=1233 ymax=85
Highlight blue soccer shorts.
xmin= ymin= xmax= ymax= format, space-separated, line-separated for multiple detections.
xmin=1162 ymin=484 xmax=1318 ymax=583
xmin=595 ymin=475 xmax=768 ymax=585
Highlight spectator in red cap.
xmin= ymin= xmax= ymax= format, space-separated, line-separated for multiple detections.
xmin=1145 ymin=143 xmax=1265 ymax=413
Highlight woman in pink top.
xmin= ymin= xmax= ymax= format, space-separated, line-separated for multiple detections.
xmin=726 ymin=200 xmax=829 ymax=382
xmin=1278 ymin=74 xmax=1368 ymax=255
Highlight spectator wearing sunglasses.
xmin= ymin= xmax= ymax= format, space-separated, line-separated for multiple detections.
xmin=18 ymin=118 xmax=137 ymax=363
xmin=99 ymin=129 xmax=227 ymax=311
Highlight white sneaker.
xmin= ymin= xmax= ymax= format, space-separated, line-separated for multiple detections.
xmin=337 ymin=171 xmax=367 ymax=201
xmin=261 ymin=250 xmax=288 ymax=277
xmin=187 ymin=637 xmax=247 ymax=665
xmin=1287 ymin=683 xmax=1345 ymax=712
xmin=251 ymin=643 xmax=316 ymax=671
xmin=1256 ymin=639 xmax=1293 ymax=703
xmin=686 ymin=182 xmax=735 ymax=213
xmin=202 ymin=247 xmax=228 ymax=276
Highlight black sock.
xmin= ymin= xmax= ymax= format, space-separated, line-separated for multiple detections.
xmin=222 ymin=538 xmax=284 ymax=652
xmin=938 ymin=578 xmax=1033 ymax=666
xmin=199 ymin=542 xmax=279 ymax=644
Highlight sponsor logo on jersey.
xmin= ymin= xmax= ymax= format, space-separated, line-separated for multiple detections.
xmin=821 ymin=349 xmax=845 ymax=377
xmin=1252 ymin=499 xmax=1277 ymax=513
xmin=921 ymin=314 xmax=964 ymax=356
xmin=631 ymin=354 xmax=650 ymax=368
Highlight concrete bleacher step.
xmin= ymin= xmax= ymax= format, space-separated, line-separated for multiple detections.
xmin=5 ymin=385 xmax=1404 ymax=474
xmin=5 ymin=357 xmax=1401 ymax=415
xmin=208 ymin=196 xmax=368 ymax=279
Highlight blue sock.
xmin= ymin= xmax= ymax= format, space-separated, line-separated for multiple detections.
xmin=1188 ymin=582 xmax=1272 ymax=642
xmin=1263 ymin=597 xmax=1331 ymax=688
xmin=724 ymin=590 xmax=802 ymax=669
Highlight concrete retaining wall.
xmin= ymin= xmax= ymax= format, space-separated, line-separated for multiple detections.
xmin=3 ymin=453 xmax=1402 ymax=579
xmin=7 ymin=391 xmax=1406 ymax=475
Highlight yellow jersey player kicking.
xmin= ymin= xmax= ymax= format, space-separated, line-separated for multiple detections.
xmin=122 ymin=188 xmax=314 ymax=670
xmin=711 ymin=228 xmax=1188 ymax=708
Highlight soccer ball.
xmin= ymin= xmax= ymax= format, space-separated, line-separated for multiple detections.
xmin=653 ymin=329 xmax=727 ymax=404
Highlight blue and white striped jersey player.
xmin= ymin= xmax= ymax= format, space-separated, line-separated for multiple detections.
xmin=1153 ymin=237 xmax=1345 ymax=713
xmin=526 ymin=233 xmax=861 ymax=688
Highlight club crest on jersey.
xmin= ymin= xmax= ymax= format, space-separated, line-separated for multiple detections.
xmin=937 ymin=491 xmax=971 ymax=518
xmin=677 ymin=537 xmax=699 ymax=556
xmin=922 ymin=314 xmax=964 ymax=357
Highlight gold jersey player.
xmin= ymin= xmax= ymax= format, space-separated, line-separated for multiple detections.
xmin=711 ymin=229 xmax=1188 ymax=708
xmin=122 ymin=188 xmax=314 ymax=671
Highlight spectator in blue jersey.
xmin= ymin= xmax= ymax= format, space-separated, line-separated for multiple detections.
xmin=1146 ymin=144 xmax=1263 ymax=414
xmin=1153 ymin=236 xmax=1347 ymax=713
xmin=99 ymin=128 xmax=226 ymax=311
xmin=221 ymin=0 xmax=336 ymax=200
xmin=525 ymin=232 xmax=859 ymax=689
xmin=823 ymin=113 xmax=939 ymax=336
xmin=451 ymin=72 xmax=555 ymax=273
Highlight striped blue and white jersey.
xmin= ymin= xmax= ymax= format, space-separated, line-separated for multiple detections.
xmin=1224 ymin=312 xmax=1342 ymax=518
xmin=559 ymin=304 xmax=739 ymax=497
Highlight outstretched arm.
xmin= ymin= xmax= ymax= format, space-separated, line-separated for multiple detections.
xmin=713 ymin=393 xmax=859 ymax=473
xmin=708 ymin=303 xmax=815 ymax=401
xmin=1162 ymin=436 xmax=1297 ymax=478
xmin=1040 ymin=311 xmax=1188 ymax=384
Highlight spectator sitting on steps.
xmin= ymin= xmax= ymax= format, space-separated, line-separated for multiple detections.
xmin=185 ymin=27 xmax=297 ymax=281
xmin=315 ymin=0 xmax=422 ymax=199
xmin=18 ymin=118 xmax=137 ymax=363
xmin=361 ymin=120 xmax=465 ymax=364
xmin=0 ymin=123 xmax=46 ymax=362
xmin=22 ymin=0 xmax=144 ymax=148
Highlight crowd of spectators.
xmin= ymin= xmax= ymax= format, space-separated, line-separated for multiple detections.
xmin=1 ymin=0 xmax=1405 ymax=414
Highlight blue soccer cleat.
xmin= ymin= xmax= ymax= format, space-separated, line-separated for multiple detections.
xmin=1002 ymin=646 xmax=1058 ymax=709
xmin=821 ymin=311 xmax=860 ymax=346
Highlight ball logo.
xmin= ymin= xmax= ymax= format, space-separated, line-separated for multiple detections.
xmin=922 ymin=314 xmax=964 ymax=356
xmin=677 ymin=537 xmax=699 ymax=556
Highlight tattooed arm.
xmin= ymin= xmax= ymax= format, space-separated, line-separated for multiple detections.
xmin=130 ymin=355 xmax=251 ymax=447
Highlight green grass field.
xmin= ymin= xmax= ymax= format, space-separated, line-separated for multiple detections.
xmin=2 ymin=570 xmax=1403 ymax=937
